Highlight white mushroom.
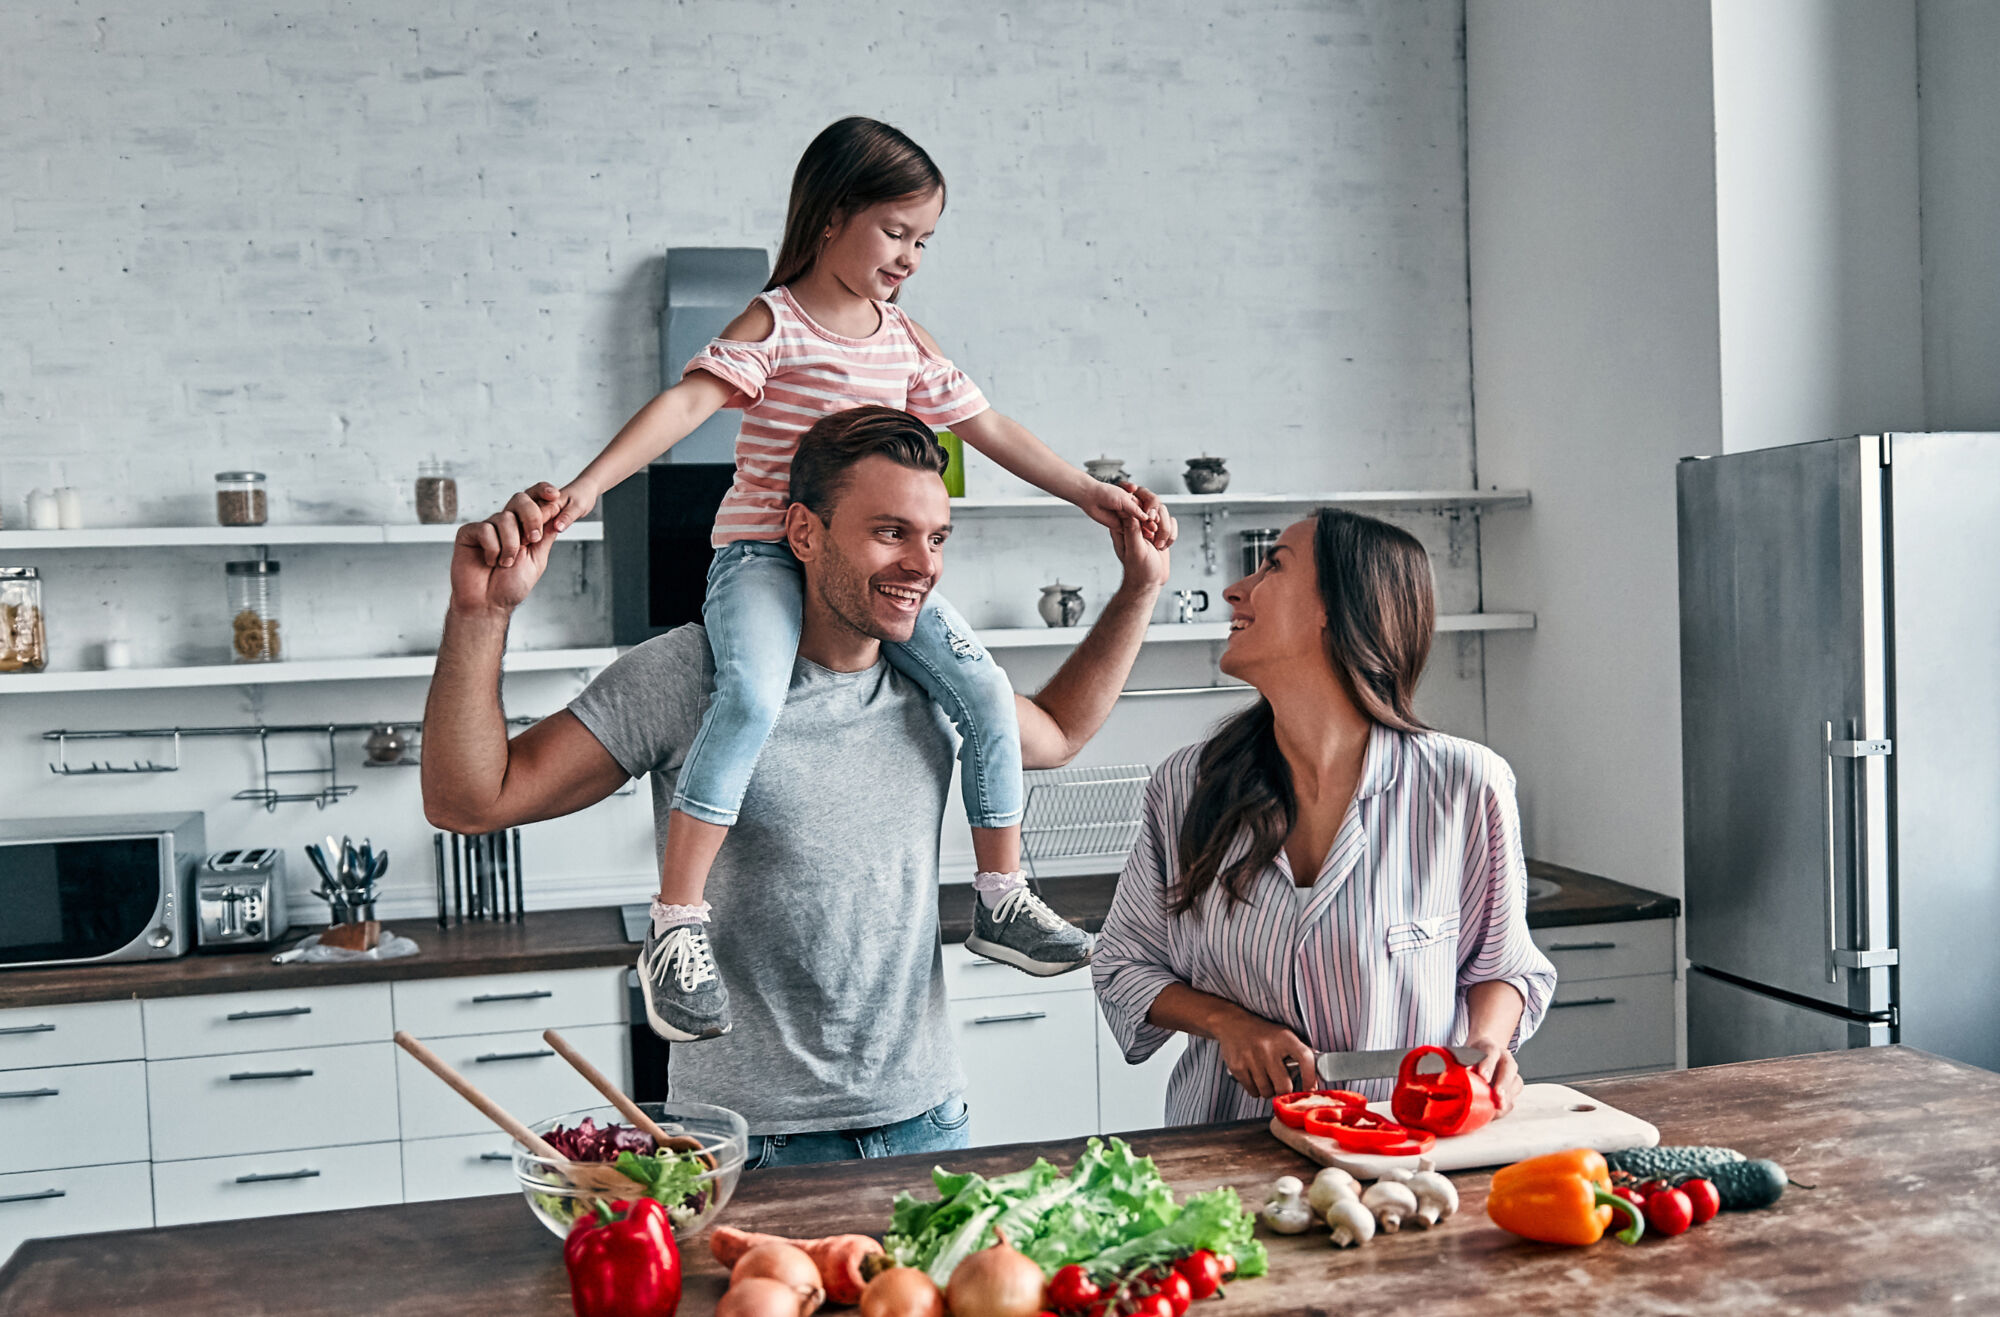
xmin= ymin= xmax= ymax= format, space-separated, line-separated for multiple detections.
xmin=1306 ymin=1166 xmax=1362 ymax=1221
xmin=1406 ymin=1170 xmax=1460 ymax=1229
xmin=1324 ymin=1195 xmax=1376 ymax=1248
xmin=1361 ymin=1179 xmax=1420 ymax=1234
xmin=1260 ymin=1175 xmax=1314 ymax=1234
xmin=1373 ymin=1165 xmax=1416 ymax=1184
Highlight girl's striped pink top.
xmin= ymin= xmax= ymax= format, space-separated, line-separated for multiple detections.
xmin=684 ymin=285 xmax=989 ymax=547
xmin=1091 ymin=724 xmax=1557 ymax=1126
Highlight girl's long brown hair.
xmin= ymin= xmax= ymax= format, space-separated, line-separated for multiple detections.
xmin=766 ymin=117 xmax=946 ymax=300
xmin=1171 ymin=509 xmax=1437 ymax=915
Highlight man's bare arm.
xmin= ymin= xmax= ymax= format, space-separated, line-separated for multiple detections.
xmin=1016 ymin=513 xmax=1174 ymax=770
xmin=421 ymin=497 xmax=632 ymax=834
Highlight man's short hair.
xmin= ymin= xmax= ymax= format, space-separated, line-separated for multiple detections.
xmin=787 ymin=405 xmax=951 ymax=522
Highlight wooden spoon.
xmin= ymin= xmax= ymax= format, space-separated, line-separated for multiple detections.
xmin=541 ymin=1028 xmax=717 ymax=1170
xmin=392 ymin=1030 xmax=639 ymax=1196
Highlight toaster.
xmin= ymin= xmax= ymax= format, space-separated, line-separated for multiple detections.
xmin=196 ymin=848 xmax=292 ymax=949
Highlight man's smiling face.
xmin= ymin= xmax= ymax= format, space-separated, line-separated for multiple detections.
xmin=806 ymin=454 xmax=952 ymax=645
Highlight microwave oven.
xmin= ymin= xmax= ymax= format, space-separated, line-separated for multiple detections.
xmin=0 ymin=812 xmax=205 ymax=970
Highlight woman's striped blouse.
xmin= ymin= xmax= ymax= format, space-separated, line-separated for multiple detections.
xmin=684 ymin=285 xmax=988 ymax=547
xmin=1092 ymin=723 xmax=1558 ymax=1126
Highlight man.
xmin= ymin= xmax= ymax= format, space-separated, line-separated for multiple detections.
xmin=422 ymin=406 xmax=1174 ymax=1166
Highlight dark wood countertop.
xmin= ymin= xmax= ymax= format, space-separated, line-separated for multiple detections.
xmin=4 ymin=1047 xmax=1991 ymax=1315
xmin=0 ymin=907 xmax=635 ymax=1009
xmin=6 ymin=858 xmax=1676 ymax=1009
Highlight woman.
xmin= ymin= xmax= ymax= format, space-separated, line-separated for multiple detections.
xmin=1092 ymin=509 xmax=1555 ymax=1124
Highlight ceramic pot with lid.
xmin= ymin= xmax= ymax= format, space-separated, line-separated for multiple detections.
xmin=1183 ymin=456 xmax=1230 ymax=494
xmin=1038 ymin=582 xmax=1086 ymax=628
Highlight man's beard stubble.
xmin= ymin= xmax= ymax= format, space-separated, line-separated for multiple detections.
xmin=813 ymin=532 xmax=925 ymax=646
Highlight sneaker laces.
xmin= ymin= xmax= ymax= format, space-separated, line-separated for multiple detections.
xmin=990 ymin=884 xmax=1067 ymax=932
xmin=653 ymin=925 xmax=719 ymax=992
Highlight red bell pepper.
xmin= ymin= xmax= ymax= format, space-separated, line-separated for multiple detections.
xmin=1301 ymin=1103 xmax=1436 ymax=1156
xmin=1272 ymin=1088 xmax=1369 ymax=1129
xmin=1390 ymin=1045 xmax=1498 ymax=1138
xmin=564 ymin=1197 xmax=682 ymax=1317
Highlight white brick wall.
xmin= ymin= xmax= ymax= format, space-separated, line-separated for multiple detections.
xmin=0 ymin=0 xmax=1485 ymax=907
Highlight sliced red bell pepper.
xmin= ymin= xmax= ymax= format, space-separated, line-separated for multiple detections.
xmin=1390 ymin=1045 xmax=1498 ymax=1138
xmin=1272 ymin=1088 xmax=1370 ymax=1129
xmin=1300 ymin=1103 xmax=1436 ymax=1156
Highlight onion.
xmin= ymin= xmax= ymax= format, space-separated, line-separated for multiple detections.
xmin=732 ymin=1243 xmax=825 ymax=1312
xmin=717 ymin=1275 xmax=820 ymax=1317
xmin=859 ymin=1265 xmax=946 ymax=1317
xmin=944 ymin=1228 xmax=1046 ymax=1317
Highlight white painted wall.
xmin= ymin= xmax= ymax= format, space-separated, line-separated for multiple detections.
xmin=1710 ymin=0 xmax=1927 ymax=451
xmin=1 ymin=1 xmax=1488 ymax=912
xmin=1917 ymin=0 xmax=2000 ymax=430
xmin=1465 ymin=0 xmax=1722 ymax=905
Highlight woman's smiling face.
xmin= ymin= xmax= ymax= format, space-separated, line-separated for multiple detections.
xmin=1219 ymin=517 xmax=1326 ymax=684
xmin=822 ymin=189 xmax=943 ymax=302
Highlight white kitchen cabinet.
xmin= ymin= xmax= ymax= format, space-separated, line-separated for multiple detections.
xmin=1095 ymin=1012 xmax=1186 ymax=1136
xmin=147 ymin=1041 xmax=400 ymax=1162
xmin=1517 ymin=918 xmax=1678 ymax=1082
xmin=0 ymin=1000 xmax=144 ymax=1072
xmin=0 ymin=1162 xmax=155 ymax=1265
xmin=143 ymin=983 xmax=393 ymax=1059
xmin=396 ymin=1023 xmax=630 ymax=1140
xmin=0 ymin=1061 xmax=151 ymax=1175
xmin=950 ymin=987 xmax=1100 ymax=1148
xmin=391 ymin=968 xmax=627 ymax=1039
xmin=400 ymin=1131 xmax=522 ymax=1204
xmin=151 ymin=1141 xmax=403 ymax=1228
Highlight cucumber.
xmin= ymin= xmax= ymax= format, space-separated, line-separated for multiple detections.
xmin=1708 ymin=1159 xmax=1787 ymax=1210
xmin=1603 ymin=1146 xmax=1747 ymax=1181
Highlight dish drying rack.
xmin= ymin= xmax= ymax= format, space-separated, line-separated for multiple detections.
xmin=1020 ymin=763 xmax=1151 ymax=879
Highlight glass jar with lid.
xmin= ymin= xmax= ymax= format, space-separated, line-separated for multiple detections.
xmin=225 ymin=559 xmax=282 ymax=662
xmin=0 ymin=567 xmax=48 ymax=673
xmin=415 ymin=459 xmax=458 ymax=525
xmin=216 ymin=471 xmax=268 ymax=526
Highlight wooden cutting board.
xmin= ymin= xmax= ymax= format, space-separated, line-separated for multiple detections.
xmin=1269 ymin=1083 xmax=1658 ymax=1177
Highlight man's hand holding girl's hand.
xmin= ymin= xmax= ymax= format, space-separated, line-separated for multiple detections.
xmin=1077 ymin=478 xmax=1177 ymax=549
xmin=449 ymin=486 xmax=567 ymax=615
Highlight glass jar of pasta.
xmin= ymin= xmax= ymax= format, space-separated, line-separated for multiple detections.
xmin=225 ymin=559 xmax=282 ymax=662
xmin=0 ymin=567 xmax=48 ymax=673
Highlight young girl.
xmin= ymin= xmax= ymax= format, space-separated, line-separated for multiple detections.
xmin=539 ymin=117 xmax=1172 ymax=1043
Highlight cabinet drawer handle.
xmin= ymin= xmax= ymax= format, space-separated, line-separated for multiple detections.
xmin=226 ymin=1006 xmax=313 ymax=1021
xmin=971 ymin=1011 xmax=1048 ymax=1025
xmin=479 ymin=1151 xmax=514 ymax=1162
xmin=0 ymin=1087 xmax=60 ymax=1100
xmin=1548 ymin=941 xmax=1618 ymax=952
xmin=234 ymin=1168 xmax=320 ymax=1185
xmin=1550 ymin=996 xmax=1619 ymax=1009
xmin=0 ymin=1188 xmax=66 ymax=1204
xmin=475 ymin=1049 xmax=555 ymax=1063
xmin=228 ymin=1068 xmax=315 ymax=1081
xmin=0 ymin=1023 xmax=58 ymax=1036
xmin=471 ymin=990 xmax=554 ymax=1004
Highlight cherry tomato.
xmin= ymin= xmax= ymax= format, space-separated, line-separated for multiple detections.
xmin=1644 ymin=1185 xmax=1694 ymax=1237
xmin=1126 ymin=1296 xmax=1176 ymax=1317
xmin=1216 ymin=1253 xmax=1237 ymax=1281
xmin=1151 ymin=1271 xmax=1192 ymax=1317
xmin=1680 ymin=1177 xmax=1721 ymax=1224
xmin=1048 ymin=1265 xmax=1102 ymax=1311
xmin=1611 ymin=1185 xmax=1648 ymax=1212
xmin=1172 ymin=1251 xmax=1223 ymax=1301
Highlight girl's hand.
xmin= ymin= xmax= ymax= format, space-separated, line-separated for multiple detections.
xmin=550 ymin=479 xmax=598 ymax=534
xmin=1210 ymin=1004 xmax=1318 ymax=1100
xmin=1074 ymin=477 xmax=1149 ymax=533
xmin=1127 ymin=482 xmax=1176 ymax=549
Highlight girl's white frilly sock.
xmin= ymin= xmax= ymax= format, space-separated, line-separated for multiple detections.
xmin=972 ymin=869 xmax=1028 ymax=909
xmin=650 ymin=898 xmax=712 ymax=936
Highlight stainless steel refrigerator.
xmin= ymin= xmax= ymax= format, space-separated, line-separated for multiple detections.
xmin=1678 ymin=433 xmax=2000 ymax=1072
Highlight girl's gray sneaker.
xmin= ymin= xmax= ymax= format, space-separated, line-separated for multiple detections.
xmin=964 ymin=885 xmax=1093 ymax=976
xmin=637 ymin=923 xmax=731 ymax=1041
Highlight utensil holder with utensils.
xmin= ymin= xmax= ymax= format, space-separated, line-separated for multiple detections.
xmin=433 ymin=827 xmax=526 ymax=928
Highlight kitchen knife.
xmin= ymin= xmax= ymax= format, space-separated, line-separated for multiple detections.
xmin=1314 ymin=1044 xmax=1486 ymax=1084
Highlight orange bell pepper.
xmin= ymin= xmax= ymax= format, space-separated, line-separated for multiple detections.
xmin=1485 ymin=1148 xmax=1645 ymax=1246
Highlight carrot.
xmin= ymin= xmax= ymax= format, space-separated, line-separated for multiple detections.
xmin=711 ymin=1227 xmax=885 ymax=1306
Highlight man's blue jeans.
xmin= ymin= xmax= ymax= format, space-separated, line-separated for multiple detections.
xmin=745 ymin=1095 xmax=972 ymax=1169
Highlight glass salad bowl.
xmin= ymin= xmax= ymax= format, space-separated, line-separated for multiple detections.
xmin=514 ymin=1100 xmax=748 ymax=1242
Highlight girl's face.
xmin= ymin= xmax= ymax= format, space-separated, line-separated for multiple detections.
xmin=1219 ymin=519 xmax=1327 ymax=686
xmin=821 ymin=189 xmax=944 ymax=302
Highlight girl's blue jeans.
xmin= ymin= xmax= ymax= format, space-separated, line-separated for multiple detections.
xmin=671 ymin=540 xmax=1025 ymax=831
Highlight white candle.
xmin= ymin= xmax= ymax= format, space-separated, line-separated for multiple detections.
xmin=55 ymin=487 xmax=83 ymax=529
xmin=102 ymin=639 xmax=133 ymax=669
xmin=25 ymin=489 xmax=58 ymax=530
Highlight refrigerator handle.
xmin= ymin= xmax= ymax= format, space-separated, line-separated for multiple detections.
xmin=1824 ymin=720 xmax=1899 ymax=979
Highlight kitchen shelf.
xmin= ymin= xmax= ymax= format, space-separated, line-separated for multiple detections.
xmin=982 ymin=612 xmax=1535 ymax=649
xmin=0 ymin=522 xmax=605 ymax=550
xmin=948 ymin=489 xmax=1531 ymax=513
xmin=0 ymin=647 xmax=620 ymax=695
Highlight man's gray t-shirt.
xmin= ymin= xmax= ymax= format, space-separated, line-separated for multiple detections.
xmin=569 ymin=625 xmax=966 ymax=1135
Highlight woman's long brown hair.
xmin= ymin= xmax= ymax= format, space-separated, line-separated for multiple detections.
xmin=766 ymin=117 xmax=946 ymax=300
xmin=1170 ymin=509 xmax=1437 ymax=915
